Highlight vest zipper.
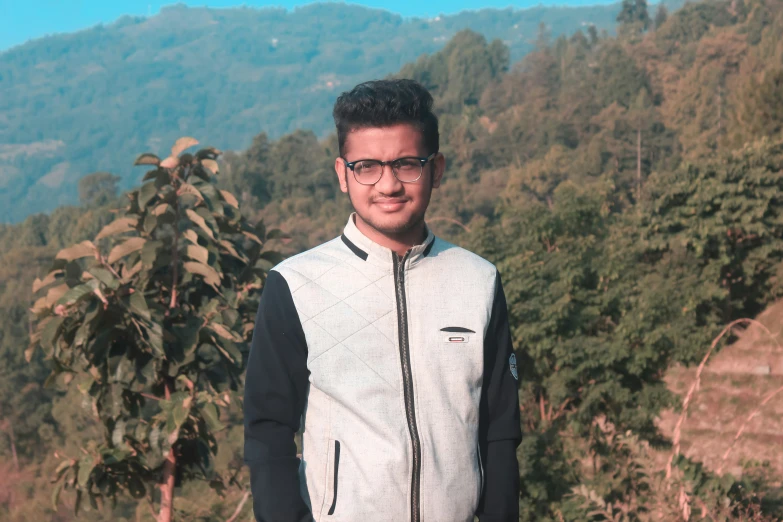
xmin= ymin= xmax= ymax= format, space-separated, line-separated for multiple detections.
xmin=393 ymin=251 xmax=421 ymax=522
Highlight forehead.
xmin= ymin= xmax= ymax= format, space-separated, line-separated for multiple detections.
xmin=343 ymin=123 xmax=425 ymax=160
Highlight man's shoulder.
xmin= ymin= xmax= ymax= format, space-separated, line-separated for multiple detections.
xmin=269 ymin=236 xmax=345 ymax=284
xmin=429 ymin=237 xmax=498 ymax=278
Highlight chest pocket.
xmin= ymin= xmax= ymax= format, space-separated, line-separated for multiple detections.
xmin=441 ymin=326 xmax=474 ymax=345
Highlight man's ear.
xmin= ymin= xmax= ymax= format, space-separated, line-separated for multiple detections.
xmin=431 ymin=153 xmax=445 ymax=189
xmin=335 ymin=157 xmax=348 ymax=193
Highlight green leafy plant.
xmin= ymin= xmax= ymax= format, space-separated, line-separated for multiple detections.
xmin=27 ymin=138 xmax=285 ymax=521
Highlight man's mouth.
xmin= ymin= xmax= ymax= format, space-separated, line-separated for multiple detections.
xmin=373 ymin=198 xmax=408 ymax=211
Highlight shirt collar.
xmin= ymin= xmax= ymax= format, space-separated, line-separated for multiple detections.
xmin=341 ymin=212 xmax=435 ymax=268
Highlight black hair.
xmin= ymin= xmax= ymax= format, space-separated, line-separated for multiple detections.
xmin=332 ymin=79 xmax=439 ymax=157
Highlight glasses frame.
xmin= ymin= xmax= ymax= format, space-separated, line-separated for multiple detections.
xmin=341 ymin=153 xmax=438 ymax=186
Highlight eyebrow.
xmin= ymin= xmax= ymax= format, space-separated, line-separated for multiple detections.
xmin=343 ymin=153 xmax=425 ymax=162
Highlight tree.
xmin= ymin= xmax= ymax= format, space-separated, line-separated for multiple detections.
xmin=735 ymin=68 xmax=783 ymax=143
xmin=616 ymin=0 xmax=651 ymax=36
xmin=654 ymin=2 xmax=669 ymax=30
xmin=397 ymin=29 xmax=509 ymax=113
xmin=27 ymin=138 xmax=285 ymax=521
xmin=78 ymin=172 xmax=121 ymax=208
xmin=642 ymin=137 xmax=783 ymax=337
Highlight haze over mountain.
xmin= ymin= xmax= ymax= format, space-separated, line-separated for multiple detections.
xmin=2 ymin=1 xmax=646 ymax=222
xmin=4 ymin=0 xmax=627 ymax=51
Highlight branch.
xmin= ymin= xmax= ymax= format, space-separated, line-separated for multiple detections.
xmin=666 ymin=318 xmax=776 ymax=480
xmin=225 ymin=490 xmax=250 ymax=522
xmin=427 ymin=216 xmax=471 ymax=233
xmin=716 ymin=383 xmax=783 ymax=475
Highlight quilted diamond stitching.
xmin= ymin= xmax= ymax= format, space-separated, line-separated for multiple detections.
xmin=334 ymin=340 xmax=397 ymax=389
xmin=311 ymin=301 xmax=370 ymax=343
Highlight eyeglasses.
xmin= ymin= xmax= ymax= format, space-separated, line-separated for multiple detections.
xmin=341 ymin=153 xmax=437 ymax=185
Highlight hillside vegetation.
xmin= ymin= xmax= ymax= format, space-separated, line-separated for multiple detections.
xmin=2 ymin=0 xmax=783 ymax=520
xmin=0 ymin=1 xmax=636 ymax=223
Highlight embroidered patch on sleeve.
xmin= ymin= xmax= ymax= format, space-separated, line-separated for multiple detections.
xmin=509 ymin=353 xmax=518 ymax=381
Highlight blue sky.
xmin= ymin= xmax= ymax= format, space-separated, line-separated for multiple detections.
xmin=1 ymin=0 xmax=616 ymax=51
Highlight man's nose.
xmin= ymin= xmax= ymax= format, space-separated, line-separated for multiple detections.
xmin=374 ymin=164 xmax=404 ymax=194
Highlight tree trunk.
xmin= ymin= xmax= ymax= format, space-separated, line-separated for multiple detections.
xmin=636 ymin=126 xmax=642 ymax=203
xmin=9 ymin=426 xmax=19 ymax=472
xmin=159 ymin=382 xmax=176 ymax=522
xmin=159 ymin=174 xmax=184 ymax=522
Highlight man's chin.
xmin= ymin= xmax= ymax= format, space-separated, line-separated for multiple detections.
xmin=359 ymin=211 xmax=420 ymax=236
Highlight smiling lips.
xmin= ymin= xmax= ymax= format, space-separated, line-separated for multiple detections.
xmin=373 ymin=198 xmax=408 ymax=211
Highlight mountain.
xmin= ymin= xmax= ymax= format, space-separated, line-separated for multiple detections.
xmin=0 ymin=1 xmax=636 ymax=223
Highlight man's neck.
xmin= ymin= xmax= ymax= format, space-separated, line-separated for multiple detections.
xmin=354 ymin=214 xmax=427 ymax=258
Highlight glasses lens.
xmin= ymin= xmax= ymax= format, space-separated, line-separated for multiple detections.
xmin=354 ymin=160 xmax=382 ymax=184
xmin=393 ymin=158 xmax=422 ymax=182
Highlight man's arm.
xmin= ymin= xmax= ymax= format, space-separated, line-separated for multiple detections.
xmin=244 ymin=270 xmax=312 ymax=522
xmin=476 ymin=271 xmax=522 ymax=522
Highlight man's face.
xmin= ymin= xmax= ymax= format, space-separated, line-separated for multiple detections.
xmin=334 ymin=123 xmax=445 ymax=237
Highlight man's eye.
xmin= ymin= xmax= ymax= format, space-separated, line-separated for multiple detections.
xmin=356 ymin=161 xmax=379 ymax=173
xmin=396 ymin=159 xmax=420 ymax=171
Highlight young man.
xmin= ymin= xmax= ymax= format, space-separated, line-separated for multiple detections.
xmin=244 ymin=79 xmax=521 ymax=522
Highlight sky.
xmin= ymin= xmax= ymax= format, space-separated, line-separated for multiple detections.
xmin=0 ymin=0 xmax=617 ymax=52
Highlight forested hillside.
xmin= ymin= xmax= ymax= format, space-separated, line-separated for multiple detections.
xmin=0 ymin=2 xmax=642 ymax=223
xmin=2 ymin=0 xmax=783 ymax=520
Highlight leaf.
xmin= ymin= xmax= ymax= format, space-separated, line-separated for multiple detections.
xmin=172 ymin=399 xmax=189 ymax=431
xmin=139 ymin=321 xmax=164 ymax=357
xmin=54 ymin=460 xmax=71 ymax=480
xmin=197 ymin=183 xmax=222 ymax=214
xmin=183 ymin=229 xmax=199 ymax=245
xmin=242 ymin=230 xmax=263 ymax=245
xmin=171 ymin=137 xmax=199 ymax=157
xmin=177 ymin=182 xmax=205 ymax=202
xmin=129 ymin=292 xmax=151 ymax=321
xmin=153 ymin=169 xmax=172 ymax=188
xmin=51 ymin=482 xmax=63 ymax=510
xmin=266 ymin=228 xmax=291 ymax=240
xmin=218 ymin=190 xmax=238 ymax=210
xmin=259 ymin=250 xmax=286 ymax=266
xmin=32 ymin=270 xmax=62 ymax=293
xmin=95 ymin=217 xmax=137 ymax=240
xmin=41 ymin=316 xmax=66 ymax=349
xmin=209 ymin=322 xmax=242 ymax=342
xmin=215 ymin=340 xmax=243 ymax=366
xmin=31 ymin=284 xmax=69 ymax=314
xmin=142 ymin=213 xmax=157 ymax=234
xmin=24 ymin=344 xmax=35 ymax=362
xmin=56 ymin=240 xmax=97 ymax=261
xmin=138 ymin=181 xmax=158 ymax=211
xmin=219 ymin=240 xmax=243 ymax=260
xmin=73 ymin=324 xmax=92 ymax=352
xmin=86 ymin=268 xmax=119 ymax=290
xmin=200 ymin=402 xmax=224 ymax=432
xmin=134 ymin=153 xmax=161 ymax=166
xmin=141 ymin=239 xmax=163 ymax=268
xmin=160 ymin=156 xmax=179 ymax=169
xmin=173 ymin=315 xmax=202 ymax=356
xmin=202 ymin=159 xmax=219 ymax=174
xmin=56 ymin=283 xmax=96 ymax=306
xmin=183 ymin=262 xmax=221 ymax=288
xmin=195 ymin=147 xmax=221 ymax=160
xmin=77 ymin=455 xmax=94 ymax=487
xmin=108 ymin=237 xmax=146 ymax=264
xmin=186 ymin=209 xmax=215 ymax=240
xmin=186 ymin=244 xmax=209 ymax=265
xmin=255 ymin=220 xmax=266 ymax=240
xmin=121 ymin=261 xmax=142 ymax=281
xmin=152 ymin=203 xmax=170 ymax=216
